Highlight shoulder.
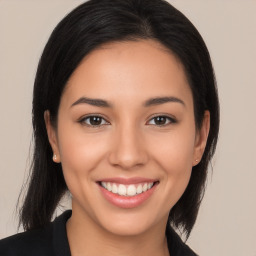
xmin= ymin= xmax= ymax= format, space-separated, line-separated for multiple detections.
xmin=0 ymin=223 xmax=54 ymax=256
xmin=166 ymin=225 xmax=198 ymax=256
xmin=0 ymin=210 xmax=72 ymax=256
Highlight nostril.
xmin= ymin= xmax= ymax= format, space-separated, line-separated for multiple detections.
xmin=108 ymin=149 xmax=149 ymax=170
xmin=108 ymin=133 xmax=149 ymax=169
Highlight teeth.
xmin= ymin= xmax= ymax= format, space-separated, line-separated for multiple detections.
xmin=148 ymin=182 xmax=153 ymax=189
xmin=102 ymin=182 xmax=107 ymax=189
xmin=127 ymin=185 xmax=136 ymax=196
xmin=107 ymin=182 xmax=112 ymax=192
xmin=142 ymin=183 xmax=148 ymax=192
xmin=101 ymin=181 xmax=155 ymax=196
xmin=112 ymin=183 xmax=118 ymax=194
xmin=118 ymin=184 xmax=126 ymax=196
xmin=136 ymin=184 xmax=143 ymax=194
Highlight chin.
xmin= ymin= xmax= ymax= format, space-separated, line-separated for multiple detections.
xmin=100 ymin=217 xmax=157 ymax=237
xmin=93 ymin=206 xmax=168 ymax=237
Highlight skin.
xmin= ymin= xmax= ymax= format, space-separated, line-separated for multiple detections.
xmin=45 ymin=39 xmax=210 ymax=256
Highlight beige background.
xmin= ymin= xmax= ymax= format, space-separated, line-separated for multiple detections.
xmin=0 ymin=0 xmax=256 ymax=255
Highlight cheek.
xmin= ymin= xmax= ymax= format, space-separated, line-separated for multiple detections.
xmin=147 ymin=126 xmax=196 ymax=205
xmin=60 ymin=135 xmax=109 ymax=166
xmin=149 ymin=127 xmax=196 ymax=174
xmin=56 ymin=123 xmax=110 ymax=191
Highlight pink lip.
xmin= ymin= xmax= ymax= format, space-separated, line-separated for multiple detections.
xmin=98 ymin=177 xmax=157 ymax=185
xmin=98 ymin=181 xmax=158 ymax=209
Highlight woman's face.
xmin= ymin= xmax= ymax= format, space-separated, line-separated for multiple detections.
xmin=46 ymin=39 xmax=209 ymax=236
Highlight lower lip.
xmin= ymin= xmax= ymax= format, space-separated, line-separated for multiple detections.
xmin=98 ymin=183 xmax=158 ymax=209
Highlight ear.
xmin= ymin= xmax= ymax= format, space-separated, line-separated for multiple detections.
xmin=44 ymin=110 xmax=61 ymax=163
xmin=193 ymin=110 xmax=210 ymax=166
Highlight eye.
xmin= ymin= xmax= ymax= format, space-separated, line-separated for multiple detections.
xmin=147 ymin=115 xmax=176 ymax=126
xmin=79 ymin=115 xmax=109 ymax=127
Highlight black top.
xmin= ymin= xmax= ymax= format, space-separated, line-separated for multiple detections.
xmin=0 ymin=210 xmax=197 ymax=256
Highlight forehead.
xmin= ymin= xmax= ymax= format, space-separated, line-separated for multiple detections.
xmin=62 ymin=39 xmax=193 ymax=108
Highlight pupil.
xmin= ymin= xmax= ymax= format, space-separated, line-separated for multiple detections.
xmin=155 ymin=116 xmax=166 ymax=125
xmin=90 ymin=116 xmax=101 ymax=125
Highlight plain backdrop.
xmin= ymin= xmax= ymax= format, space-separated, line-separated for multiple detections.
xmin=0 ymin=1 xmax=256 ymax=255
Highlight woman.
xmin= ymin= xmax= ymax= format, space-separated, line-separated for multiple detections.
xmin=0 ymin=0 xmax=219 ymax=255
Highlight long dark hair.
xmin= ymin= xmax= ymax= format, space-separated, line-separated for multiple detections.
xmin=19 ymin=0 xmax=219 ymax=238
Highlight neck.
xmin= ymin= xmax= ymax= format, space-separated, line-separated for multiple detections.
xmin=66 ymin=208 xmax=169 ymax=256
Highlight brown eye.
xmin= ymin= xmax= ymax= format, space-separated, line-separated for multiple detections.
xmin=80 ymin=115 xmax=109 ymax=127
xmin=147 ymin=115 xmax=176 ymax=126
xmin=154 ymin=116 xmax=168 ymax=125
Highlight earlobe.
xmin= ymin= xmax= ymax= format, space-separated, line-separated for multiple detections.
xmin=193 ymin=111 xmax=210 ymax=166
xmin=44 ymin=110 xmax=61 ymax=163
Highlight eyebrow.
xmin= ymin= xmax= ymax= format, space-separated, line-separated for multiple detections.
xmin=144 ymin=96 xmax=185 ymax=107
xmin=70 ymin=96 xmax=185 ymax=108
xmin=71 ymin=97 xmax=112 ymax=108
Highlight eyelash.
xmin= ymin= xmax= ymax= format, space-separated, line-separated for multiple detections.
xmin=78 ymin=115 xmax=110 ymax=127
xmin=147 ymin=115 xmax=177 ymax=126
xmin=78 ymin=114 xmax=177 ymax=128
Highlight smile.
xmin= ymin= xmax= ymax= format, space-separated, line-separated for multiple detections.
xmin=100 ymin=181 xmax=155 ymax=197
xmin=97 ymin=178 xmax=159 ymax=208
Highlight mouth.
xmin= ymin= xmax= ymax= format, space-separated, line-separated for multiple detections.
xmin=97 ymin=178 xmax=159 ymax=208
xmin=98 ymin=181 xmax=159 ymax=197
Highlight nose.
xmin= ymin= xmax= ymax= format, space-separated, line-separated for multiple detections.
xmin=108 ymin=124 xmax=149 ymax=170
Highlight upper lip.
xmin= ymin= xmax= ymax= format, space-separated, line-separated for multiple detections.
xmin=98 ymin=177 xmax=158 ymax=185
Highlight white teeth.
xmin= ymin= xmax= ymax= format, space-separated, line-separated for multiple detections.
xmin=148 ymin=182 xmax=153 ymax=189
xmin=127 ymin=185 xmax=136 ymax=196
xmin=112 ymin=183 xmax=118 ymax=193
xmin=102 ymin=182 xmax=107 ymax=189
xmin=101 ymin=181 xmax=156 ymax=196
xmin=142 ymin=183 xmax=148 ymax=192
xmin=107 ymin=182 xmax=112 ymax=192
xmin=136 ymin=184 xmax=143 ymax=194
xmin=118 ymin=184 xmax=126 ymax=195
